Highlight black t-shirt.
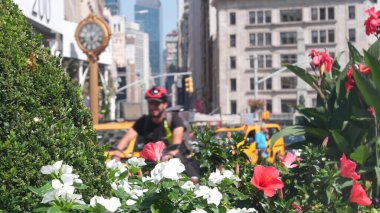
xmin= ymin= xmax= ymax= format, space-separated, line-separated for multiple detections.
xmin=132 ymin=114 xmax=186 ymax=145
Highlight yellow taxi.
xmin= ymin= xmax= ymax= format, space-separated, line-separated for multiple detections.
xmin=94 ymin=120 xmax=141 ymax=159
xmin=216 ymin=123 xmax=285 ymax=164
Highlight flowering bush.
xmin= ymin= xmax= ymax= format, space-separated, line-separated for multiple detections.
xmin=247 ymin=99 xmax=265 ymax=111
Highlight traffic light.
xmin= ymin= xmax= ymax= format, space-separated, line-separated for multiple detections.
xmin=185 ymin=76 xmax=193 ymax=93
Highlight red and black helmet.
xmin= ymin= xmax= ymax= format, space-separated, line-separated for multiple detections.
xmin=145 ymin=86 xmax=168 ymax=102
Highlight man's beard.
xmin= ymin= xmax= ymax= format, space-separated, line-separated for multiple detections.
xmin=150 ymin=110 xmax=164 ymax=118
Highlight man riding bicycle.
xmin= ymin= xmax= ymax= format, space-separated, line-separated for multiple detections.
xmin=113 ymin=86 xmax=200 ymax=182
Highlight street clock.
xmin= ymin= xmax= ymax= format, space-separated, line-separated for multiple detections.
xmin=75 ymin=14 xmax=111 ymax=58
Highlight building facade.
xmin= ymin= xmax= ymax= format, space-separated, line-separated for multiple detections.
xmin=135 ymin=0 xmax=163 ymax=86
xmin=212 ymin=0 xmax=375 ymax=124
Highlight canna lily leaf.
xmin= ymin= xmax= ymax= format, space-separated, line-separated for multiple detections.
xmin=270 ymin=126 xmax=305 ymax=148
xmin=348 ymin=42 xmax=363 ymax=63
xmin=353 ymin=67 xmax=380 ymax=119
xmin=350 ymin=145 xmax=370 ymax=165
xmin=331 ymin=130 xmax=351 ymax=153
xmin=364 ymin=50 xmax=380 ymax=95
xmin=367 ymin=39 xmax=380 ymax=61
xmin=285 ymin=64 xmax=317 ymax=90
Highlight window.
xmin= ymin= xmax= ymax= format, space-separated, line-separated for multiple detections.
xmin=280 ymin=32 xmax=297 ymax=45
xmin=265 ymin=33 xmax=272 ymax=46
xmin=249 ymin=33 xmax=256 ymax=46
xmin=266 ymin=55 xmax=272 ymax=68
xmin=311 ymin=30 xmax=318 ymax=43
xmin=320 ymin=30 xmax=326 ymax=43
xmin=328 ymin=30 xmax=335 ymax=43
xmin=328 ymin=7 xmax=334 ymax=20
xmin=258 ymin=33 xmax=264 ymax=46
xmin=258 ymin=77 xmax=264 ymax=90
xmin=258 ymin=55 xmax=264 ymax=68
xmin=266 ymin=99 xmax=272 ymax=112
xmin=311 ymin=8 xmax=318 ymax=20
xmin=281 ymin=77 xmax=297 ymax=89
xmin=280 ymin=9 xmax=302 ymax=22
xmin=349 ymin=29 xmax=356 ymax=42
xmin=312 ymin=98 xmax=317 ymax=107
xmin=265 ymin=11 xmax=272 ymax=23
xmin=230 ymin=12 xmax=236 ymax=25
xmin=249 ymin=55 xmax=255 ymax=68
xmin=230 ymin=34 xmax=236 ymax=47
xmin=230 ymin=56 xmax=236 ymax=69
xmin=231 ymin=100 xmax=237 ymax=114
xmin=281 ymin=54 xmax=297 ymax=64
xmin=249 ymin=11 xmax=256 ymax=24
xmin=230 ymin=78 xmax=237 ymax=91
xmin=250 ymin=78 xmax=254 ymax=90
xmin=257 ymin=11 xmax=263 ymax=23
xmin=319 ymin=8 xmax=326 ymax=20
xmin=266 ymin=79 xmax=272 ymax=90
xmin=348 ymin=5 xmax=355 ymax=19
xmin=281 ymin=99 xmax=297 ymax=113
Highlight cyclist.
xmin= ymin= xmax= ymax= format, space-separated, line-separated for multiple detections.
xmin=113 ymin=86 xmax=200 ymax=182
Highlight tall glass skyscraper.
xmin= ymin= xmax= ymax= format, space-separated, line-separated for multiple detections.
xmin=104 ymin=0 xmax=120 ymax=15
xmin=135 ymin=0 xmax=163 ymax=86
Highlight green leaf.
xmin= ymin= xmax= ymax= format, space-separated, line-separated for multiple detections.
xmin=285 ymin=64 xmax=317 ymax=90
xmin=353 ymin=67 xmax=380 ymax=119
xmin=367 ymin=39 xmax=380 ymax=61
xmin=270 ymin=126 xmax=305 ymax=148
xmin=364 ymin=50 xmax=380 ymax=95
xmin=375 ymin=167 xmax=380 ymax=187
xmin=350 ymin=145 xmax=370 ymax=165
xmin=331 ymin=130 xmax=351 ymax=153
xmin=47 ymin=206 xmax=64 ymax=213
xmin=71 ymin=204 xmax=90 ymax=211
xmin=348 ymin=42 xmax=362 ymax=63
xmin=28 ymin=182 xmax=52 ymax=196
xmin=33 ymin=207 xmax=50 ymax=212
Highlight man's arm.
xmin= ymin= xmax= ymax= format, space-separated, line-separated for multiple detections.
xmin=162 ymin=126 xmax=184 ymax=160
xmin=113 ymin=128 xmax=138 ymax=160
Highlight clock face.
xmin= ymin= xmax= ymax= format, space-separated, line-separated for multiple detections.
xmin=78 ymin=23 xmax=104 ymax=51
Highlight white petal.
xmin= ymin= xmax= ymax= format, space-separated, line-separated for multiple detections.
xmin=53 ymin=161 xmax=63 ymax=171
xmin=126 ymin=199 xmax=137 ymax=205
xmin=105 ymin=197 xmax=121 ymax=212
xmin=61 ymin=165 xmax=73 ymax=174
xmin=41 ymin=190 xmax=58 ymax=203
xmin=52 ymin=179 xmax=63 ymax=189
xmin=61 ymin=174 xmax=75 ymax=186
xmin=40 ymin=165 xmax=54 ymax=174
xmin=207 ymin=187 xmax=222 ymax=206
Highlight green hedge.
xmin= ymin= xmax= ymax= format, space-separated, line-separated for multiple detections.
xmin=0 ymin=0 xmax=111 ymax=211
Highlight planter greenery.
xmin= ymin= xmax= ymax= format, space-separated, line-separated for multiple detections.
xmin=0 ymin=1 xmax=110 ymax=211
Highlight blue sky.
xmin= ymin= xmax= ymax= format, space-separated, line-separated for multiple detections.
xmin=120 ymin=0 xmax=178 ymax=36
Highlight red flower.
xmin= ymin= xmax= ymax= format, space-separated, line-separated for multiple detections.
xmin=339 ymin=154 xmax=361 ymax=180
xmin=280 ymin=152 xmax=298 ymax=168
xmin=359 ymin=64 xmax=371 ymax=75
xmin=350 ymin=180 xmax=372 ymax=206
xmin=368 ymin=106 xmax=376 ymax=116
xmin=291 ymin=203 xmax=303 ymax=212
xmin=364 ymin=7 xmax=380 ymax=36
xmin=140 ymin=141 xmax=166 ymax=162
xmin=250 ymin=165 xmax=284 ymax=197
xmin=308 ymin=49 xmax=333 ymax=73
xmin=345 ymin=66 xmax=355 ymax=92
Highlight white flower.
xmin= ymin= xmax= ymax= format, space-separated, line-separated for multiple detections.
xmin=227 ymin=207 xmax=258 ymax=213
xmin=208 ymin=170 xmax=224 ymax=186
xmin=90 ymin=196 xmax=121 ymax=213
xmin=194 ymin=186 xmax=222 ymax=206
xmin=191 ymin=209 xmax=207 ymax=213
xmin=127 ymin=157 xmax=147 ymax=167
xmin=40 ymin=161 xmax=63 ymax=174
xmin=61 ymin=164 xmax=73 ymax=174
xmin=33 ymin=117 xmax=41 ymax=122
xmin=126 ymin=199 xmax=137 ymax=205
xmin=181 ymin=181 xmax=195 ymax=190
xmin=106 ymin=159 xmax=127 ymax=176
xmin=127 ymin=187 xmax=148 ymax=199
xmin=111 ymin=182 xmax=118 ymax=190
xmin=74 ymin=178 xmax=83 ymax=185
xmin=144 ymin=158 xmax=186 ymax=183
xmin=41 ymin=190 xmax=59 ymax=203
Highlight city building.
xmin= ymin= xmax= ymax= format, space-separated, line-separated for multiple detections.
xmin=212 ymin=0 xmax=376 ymax=124
xmin=165 ymin=30 xmax=179 ymax=105
xmin=135 ymin=0 xmax=163 ymax=86
xmin=104 ymin=0 xmax=121 ymax=15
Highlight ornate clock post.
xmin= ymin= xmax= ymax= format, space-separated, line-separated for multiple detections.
xmin=75 ymin=14 xmax=111 ymax=124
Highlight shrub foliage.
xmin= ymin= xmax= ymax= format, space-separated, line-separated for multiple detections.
xmin=0 ymin=1 xmax=110 ymax=211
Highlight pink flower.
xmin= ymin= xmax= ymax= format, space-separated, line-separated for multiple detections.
xmin=280 ymin=152 xmax=298 ymax=168
xmin=308 ymin=49 xmax=333 ymax=73
xmin=345 ymin=66 xmax=355 ymax=92
xmin=350 ymin=180 xmax=372 ymax=206
xmin=291 ymin=203 xmax=303 ymax=212
xmin=364 ymin=7 xmax=380 ymax=36
xmin=140 ymin=141 xmax=166 ymax=162
xmin=368 ymin=106 xmax=376 ymax=116
xmin=339 ymin=154 xmax=361 ymax=180
xmin=250 ymin=165 xmax=284 ymax=197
